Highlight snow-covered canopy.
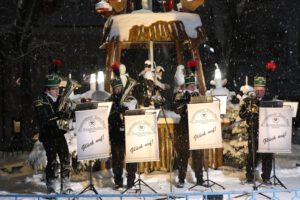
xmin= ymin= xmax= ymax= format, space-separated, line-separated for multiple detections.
xmin=101 ymin=11 xmax=206 ymax=45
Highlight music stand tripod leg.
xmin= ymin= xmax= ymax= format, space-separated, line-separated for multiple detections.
xmin=122 ymin=165 xmax=157 ymax=194
xmin=139 ymin=178 xmax=157 ymax=193
xmin=74 ymin=161 xmax=101 ymax=200
xmin=270 ymin=155 xmax=287 ymax=189
xmin=272 ymin=175 xmax=287 ymax=189
xmin=189 ymin=150 xmax=225 ymax=191
xmin=154 ymin=105 xmax=180 ymax=200
xmin=235 ymin=101 xmax=270 ymax=199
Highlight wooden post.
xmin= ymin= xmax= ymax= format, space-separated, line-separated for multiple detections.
xmin=215 ymin=148 xmax=223 ymax=168
xmin=189 ymin=40 xmax=206 ymax=95
xmin=149 ymin=41 xmax=154 ymax=70
xmin=114 ymin=41 xmax=122 ymax=64
xmin=104 ymin=41 xmax=122 ymax=92
xmin=104 ymin=42 xmax=114 ymax=92
xmin=175 ymin=41 xmax=184 ymax=65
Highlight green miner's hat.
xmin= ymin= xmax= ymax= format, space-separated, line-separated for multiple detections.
xmin=254 ymin=76 xmax=266 ymax=87
xmin=110 ymin=77 xmax=123 ymax=89
xmin=44 ymin=73 xmax=61 ymax=87
xmin=185 ymin=75 xmax=196 ymax=85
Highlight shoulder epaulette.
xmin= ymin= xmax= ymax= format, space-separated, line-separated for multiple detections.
xmin=34 ymin=96 xmax=46 ymax=107
xmin=34 ymin=99 xmax=42 ymax=107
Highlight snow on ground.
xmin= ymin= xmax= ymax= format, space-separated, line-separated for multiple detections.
xmin=1 ymin=160 xmax=300 ymax=199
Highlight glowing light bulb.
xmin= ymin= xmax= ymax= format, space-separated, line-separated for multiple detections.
xmin=97 ymin=71 xmax=104 ymax=91
xmin=90 ymin=73 xmax=96 ymax=91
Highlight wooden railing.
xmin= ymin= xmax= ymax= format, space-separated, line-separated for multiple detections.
xmin=138 ymin=118 xmax=223 ymax=173
xmin=98 ymin=118 xmax=223 ymax=172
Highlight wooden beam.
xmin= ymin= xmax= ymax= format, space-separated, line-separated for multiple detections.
xmin=175 ymin=41 xmax=184 ymax=65
xmin=104 ymin=42 xmax=115 ymax=92
xmin=114 ymin=41 xmax=122 ymax=63
xmin=104 ymin=41 xmax=122 ymax=92
xmin=190 ymin=40 xmax=206 ymax=95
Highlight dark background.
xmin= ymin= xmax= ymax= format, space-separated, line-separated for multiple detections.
xmin=0 ymin=0 xmax=299 ymax=147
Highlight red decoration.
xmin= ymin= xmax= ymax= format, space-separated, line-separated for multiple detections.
xmin=187 ymin=59 xmax=197 ymax=68
xmin=187 ymin=59 xmax=197 ymax=72
xmin=165 ymin=0 xmax=174 ymax=11
xmin=52 ymin=59 xmax=62 ymax=66
xmin=111 ymin=62 xmax=120 ymax=76
xmin=266 ymin=60 xmax=277 ymax=71
xmin=111 ymin=62 xmax=119 ymax=70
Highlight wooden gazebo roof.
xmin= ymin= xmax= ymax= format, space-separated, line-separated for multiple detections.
xmin=100 ymin=12 xmax=207 ymax=47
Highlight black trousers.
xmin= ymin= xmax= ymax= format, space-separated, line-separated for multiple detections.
xmin=174 ymin=123 xmax=203 ymax=183
xmin=111 ymin=143 xmax=137 ymax=187
xmin=42 ymin=136 xmax=70 ymax=184
xmin=246 ymin=130 xmax=273 ymax=181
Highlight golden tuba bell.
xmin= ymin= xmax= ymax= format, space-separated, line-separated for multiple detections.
xmin=120 ymin=78 xmax=138 ymax=110
xmin=57 ymin=78 xmax=81 ymax=131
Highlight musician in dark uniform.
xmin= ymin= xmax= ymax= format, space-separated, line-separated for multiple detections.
xmin=173 ymin=74 xmax=204 ymax=188
xmin=34 ymin=73 xmax=71 ymax=193
xmin=239 ymin=76 xmax=273 ymax=185
xmin=108 ymin=76 xmax=137 ymax=190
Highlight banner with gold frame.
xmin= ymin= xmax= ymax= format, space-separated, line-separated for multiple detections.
xmin=188 ymin=102 xmax=222 ymax=150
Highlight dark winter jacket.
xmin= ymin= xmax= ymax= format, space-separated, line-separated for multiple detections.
xmin=34 ymin=93 xmax=65 ymax=142
xmin=173 ymin=90 xmax=200 ymax=133
xmin=108 ymin=94 xmax=128 ymax=145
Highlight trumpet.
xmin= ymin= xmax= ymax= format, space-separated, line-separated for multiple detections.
xmin=248 ymin=103 xmax=259 ymax=113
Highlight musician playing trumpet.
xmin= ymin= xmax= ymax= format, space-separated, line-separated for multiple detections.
xmin=239 ymin=76 xmax=273 ymax=185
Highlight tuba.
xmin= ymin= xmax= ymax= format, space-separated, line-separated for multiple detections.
xmin=120 ymin=77 xmax=138 ymax=110
xmin=57 ymin=78 xmax=81 ymax=131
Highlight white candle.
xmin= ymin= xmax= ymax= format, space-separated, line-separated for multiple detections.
xmin=214 ymin=63 xmax=222 ymax=88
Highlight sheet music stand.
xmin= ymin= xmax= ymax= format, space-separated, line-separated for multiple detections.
xmin=74 ymin=101 xmax=100 ymax=111
xmin=121 ymin=109 xmax=157 ymax=194
xmin=157 ymin=103 xmax=179 ymax=200
xmin=77 ymin=160 xmax=101 ymax=198
xmin=257 ymin=154 xmax=287 ymax=189
xmin=257 ymin=100 xmax=287 ymax=189
xmin=235 ymin=100 xmax=285 ymax=199
xmin=73 ymin=103 xmax=112 ymax=199
xmin=234 ymin=98 xmax=271 ymax=199
xmin=188 ymin=96 xmax=225 ymax=191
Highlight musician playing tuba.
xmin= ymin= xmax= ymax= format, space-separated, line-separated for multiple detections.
xmin=108 ymin=63 xmax=138 ymax=190
xmin=33 ymin=73 xmax=72 ymax=194
xmin=173 ymin=73 xmax=204 ymax=188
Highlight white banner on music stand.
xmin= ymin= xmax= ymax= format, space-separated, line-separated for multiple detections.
xmin=97 ymin=102 xmax=112 ymax=118
xmin=75 ymin=108 xmax=110 ymax=160
xmin=213 ymin=95 xmax=227 ymax=115
xmin=258 ymin=107 xmax=292 ymax=153
xmin=125 ymin=114 xmax=159 ymax=163
xmin=188 ymin=102 xmax=222 ymax=150
xmin=283 ymin=101 xmax=298 ymax=118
